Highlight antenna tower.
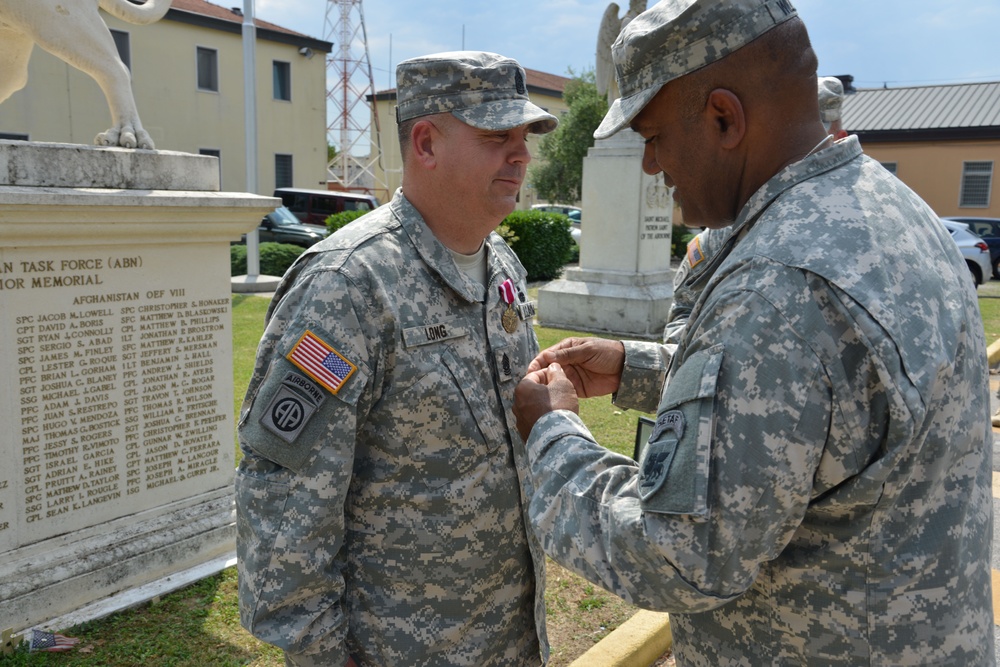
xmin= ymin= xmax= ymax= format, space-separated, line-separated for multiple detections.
xmin=324 ymin=0 xmax=385 ymax=195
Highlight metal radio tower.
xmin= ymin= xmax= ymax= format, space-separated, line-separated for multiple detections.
xmin=324 ymin=0 xmax=385 ymax=195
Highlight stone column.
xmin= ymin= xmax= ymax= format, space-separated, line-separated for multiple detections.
xmin=538 ymin=132 xmax=675 ymax=339
xmin=0 ymin=140 xmax=273 ymax=634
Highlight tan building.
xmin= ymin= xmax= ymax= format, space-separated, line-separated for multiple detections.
xmin=0 ymin=0 xmax=331 ymax=195
xmin=842 ymin=80 xmax=1000 ymax=218
xmin=367 ymin=68 xmax=571 ymax=207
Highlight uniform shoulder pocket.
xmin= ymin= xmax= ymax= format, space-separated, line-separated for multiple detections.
xmin=638 ymin=344 xmax=723 ymax=516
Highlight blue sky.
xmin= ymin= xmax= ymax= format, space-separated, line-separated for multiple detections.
xmin=255 ymin=0 xmax=1000 ymax=90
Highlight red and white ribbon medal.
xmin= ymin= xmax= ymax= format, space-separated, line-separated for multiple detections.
xmin=499 ymin=278 xmax=519 ymax=333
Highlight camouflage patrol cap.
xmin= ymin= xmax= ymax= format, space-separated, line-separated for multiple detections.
xmin=395 ymin=51 xmax=558 ymax=134
xmin=594 ymin=0 xmax=799 ymax=139
xmin=817 ymin=76 xmax=844 ymax=126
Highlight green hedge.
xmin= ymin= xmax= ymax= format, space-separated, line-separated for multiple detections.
xmin=326 ymin=210 xmax=368 ymax=234
xmin=230 ymin=242 xmax=306 ymax=277
xmin=502 ymin=210 xmax=574 ymax=281
xmin=672 ymin=224 xmax=696 ymax=259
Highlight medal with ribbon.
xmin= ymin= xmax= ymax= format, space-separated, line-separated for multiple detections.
xmin=499 ymin=278 xmax=519 ymax=333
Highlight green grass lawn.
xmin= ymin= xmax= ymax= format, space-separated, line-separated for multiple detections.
xmin=4 ymin=291 xmax=997 ymax=666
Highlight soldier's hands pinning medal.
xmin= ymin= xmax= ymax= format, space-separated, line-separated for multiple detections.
xmin=514 ymin=363 xmax=579 ymax=441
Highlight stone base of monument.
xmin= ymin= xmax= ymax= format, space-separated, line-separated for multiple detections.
xmin=539 ymin=267 xmax=674 ymax=339
xmin=231 ymin=273 xmax=282 ymax=293
xmin=538 ymin=132 xmax=675 ymax=339
xmin=0 ymin=140 xmax=273 ymax=634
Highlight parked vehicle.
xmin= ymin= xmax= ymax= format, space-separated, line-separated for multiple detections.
xmin=274 ymin=187 xmax=378 ymax=227
xmin=942 ymin=219 xmax=991 ymax=288
xmin=531 ymin=204 xmax=582 ymax=245
xmin=235 ymin=206 xmax=329 ymax=248
xmin=942 ymin=216 xmax=1000 ymax=278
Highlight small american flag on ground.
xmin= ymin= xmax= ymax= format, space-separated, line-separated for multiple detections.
xmin=287 ymin=330 xmax=357 ymax=395
xmin=29 ymin=629 xmax=80 ymax=652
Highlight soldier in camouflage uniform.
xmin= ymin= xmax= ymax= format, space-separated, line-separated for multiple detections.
xmin=514 ymin=1 xmax=994 ymax=665
xmin=235 ymin=51 xmax=557 ymax=667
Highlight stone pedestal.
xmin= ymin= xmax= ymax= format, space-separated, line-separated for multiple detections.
xmin=0 ymin=141 xmax=274 ymax=634
xmin=538 ymin=132 xmax=675 ymax=338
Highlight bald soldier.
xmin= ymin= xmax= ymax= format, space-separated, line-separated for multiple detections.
xmin=236 ymin=52 xmax=556 ymax=667
xmin=514 ymin=1 xmax=994 ymax=665
xmin=665 ymin=74 xmax=849 ymax=345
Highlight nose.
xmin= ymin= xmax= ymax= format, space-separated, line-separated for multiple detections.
xmin=641 ymin=142 xmax=660 ymax=175
xmin=509 ymin=132 xmax=531 ymax=165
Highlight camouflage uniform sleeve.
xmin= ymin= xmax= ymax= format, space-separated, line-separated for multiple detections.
xmin=527 ymin=286 xmax=830 ymax=611
xmin=612 ymin=340 xmax=669 ymax=413
xmin=235 ymin=265 xmax=373 ymax=667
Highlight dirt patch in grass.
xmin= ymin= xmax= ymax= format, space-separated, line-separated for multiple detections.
xmin=543 ymin=559 xmax=639 ymax=666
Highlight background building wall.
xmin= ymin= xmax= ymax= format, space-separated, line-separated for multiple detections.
xmin=0 ymin=9 xmax=330 ymax=196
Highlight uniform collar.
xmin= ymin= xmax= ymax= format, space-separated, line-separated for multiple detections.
xmin=392 ymin=189 xmax=519 ymax=304
xmin=731 ymin=135 xmax=864 ymax=237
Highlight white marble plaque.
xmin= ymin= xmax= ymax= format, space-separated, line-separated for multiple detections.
xmin=0 ymin=244 xmax=233 ymax=552
xmin=0 ymin=140 xmax=274 ymax=634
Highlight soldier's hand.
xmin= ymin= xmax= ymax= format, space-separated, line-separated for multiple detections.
xmin=514 ymin=363 xmax=580 ymax=441
xmin=527 ymin=337 xmax=625 ymax=398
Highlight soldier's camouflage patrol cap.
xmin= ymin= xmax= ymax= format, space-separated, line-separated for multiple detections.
xmin=594 ymin=0 xmax=798 ymax=139
xmin=395 ymin=51 xmax=558 ymax=134
xmin=817 ymin=76 xmax=844 ymax=125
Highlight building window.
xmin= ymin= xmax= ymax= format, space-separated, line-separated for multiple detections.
xmin=199 ymin=148 xmax=222 ymax=184
xmin=0 ymin=133 xmax=29 ymax=141
xmin=197 ymin=47 xmax=219 ymax=92
xmin=275 ymin=154 xmax=293 ymax=189
xmin=273 ymin=61 xmax=291 ymax=101
xmin=960 ymin=161 xmax=993 ymax=208
xmin=110 ymin=29 xmax=131 ymax=70
xmin=880 ymin=162 xmax=897 ymax=175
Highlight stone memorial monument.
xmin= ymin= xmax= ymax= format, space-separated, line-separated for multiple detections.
xmin=0 ymin=141 xmax=271 ymax=636
xmin=538 ymin=0 xmax=675 ymax=338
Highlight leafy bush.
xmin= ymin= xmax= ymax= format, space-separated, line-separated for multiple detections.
xmin=502 ymin=210 xmax=574 ymax=281
xmin=230 ymin=244 xmax=248 ymax=275
xmin=230 ymin=242 xmax=306 ymax=277
xmin=672 ymin=224 xmax=697 ymax=259
xmin=326 ymin=210 xmax=367 ymax=234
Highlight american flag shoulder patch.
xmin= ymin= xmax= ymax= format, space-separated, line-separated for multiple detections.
xmin=687 ymin=236 xmax=706 ymax=268
xmin=287 ymin=330 xmax=357 ymax=395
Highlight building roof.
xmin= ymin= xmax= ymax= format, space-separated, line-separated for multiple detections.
xmin=843 ymin=81 xmax=1000 ymax=142
xmin=167 ymin=0 xmax=332 ymax=52
xmin=370 ymin=67 xmax=571 ymax=102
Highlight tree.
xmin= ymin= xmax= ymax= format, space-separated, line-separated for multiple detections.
xmin=529 ymin=70 xmax=608 ymax=205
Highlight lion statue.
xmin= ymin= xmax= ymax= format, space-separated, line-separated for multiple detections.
xmin=0 ymin=0 xmax=173 ymax=149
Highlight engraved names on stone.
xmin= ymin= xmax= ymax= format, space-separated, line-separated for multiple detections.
xmin=2 ymin=249 xmax=233 ymax=548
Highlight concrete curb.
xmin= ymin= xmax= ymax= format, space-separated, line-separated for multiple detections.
xmin=988 ymin=337 xmax=1000 ymax=367
xmin=569 ymin=610 xmax=672 ymax=667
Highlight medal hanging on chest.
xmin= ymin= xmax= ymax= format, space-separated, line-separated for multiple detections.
xmin=499 ymin=278 xmax=519 ymax=333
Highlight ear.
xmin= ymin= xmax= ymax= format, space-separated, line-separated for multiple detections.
xmin=409 ymin=119 xmax=439 ymax=169
xmin=705 ymin=89 xmax=745 ymax=150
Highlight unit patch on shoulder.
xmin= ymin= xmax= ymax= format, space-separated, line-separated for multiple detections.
xmin=639 ymin=438 xmax=678 ymax=500
xmin=687 ymin=236 xmax=705 ymax=269
xmin=287 ymin=330 xmax=357 ymax=395
xmin=260 ymin=372 xmax=327 ymax=443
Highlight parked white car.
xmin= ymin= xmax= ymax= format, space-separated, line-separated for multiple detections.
xmin=942 ymin=219 xmax=991 ymax=287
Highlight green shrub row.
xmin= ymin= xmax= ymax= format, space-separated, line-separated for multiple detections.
xmin=502 ymin=210 xmax=575 ymax=282
xmin=326 ymin=210 xmax=368 ymax=234
xmin=230 ymin=242 xmax=306 ymax=277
